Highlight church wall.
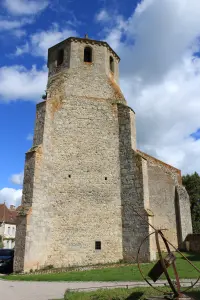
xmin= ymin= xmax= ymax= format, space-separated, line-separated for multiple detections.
xmin=136 ymin=151 xmax=192 ymax=254
xmin=13 ymin=215 xmax=27 ymax=271
xmin=14 ymin=37 xmax=193 ymax=272
xmin=14 ymin=149 xmax=37 ymax=271
xmin=185 ymin=234 xmax=200 ymax=253
xmin=16 ymin=39 xmax=128 ymax=270
xmin=175 ymin=185 xmax=193 ymax=248
xmin=33 ymin=101 xmax=46 ymax=146
xmin=21 ymin=96 xmax=123 ymax=271
xmin=117 ymin=104 xmax=150 ymax=262
xmin=146 ymin=161 xmax=179 ymax=251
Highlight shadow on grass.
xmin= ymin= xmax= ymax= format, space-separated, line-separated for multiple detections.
xmin=186 ymin=290 xmax=200 ymax=299
xmin=180 ymin=252 xmax=200 ymax=261
xmin=125 ymin=292 xmax=143 ymax=300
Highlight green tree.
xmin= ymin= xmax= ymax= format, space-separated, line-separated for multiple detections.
xmin=182 ymin=172 xmax=200 ymax=233
xmin=0 ymin=235 xmax=3 ymax=249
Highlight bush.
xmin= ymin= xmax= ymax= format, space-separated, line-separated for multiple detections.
xmin=41 ymin=265 xmax=54 ymax=271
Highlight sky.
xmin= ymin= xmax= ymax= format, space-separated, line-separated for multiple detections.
xmin=0 ymin=0 xmax=200 ymax=207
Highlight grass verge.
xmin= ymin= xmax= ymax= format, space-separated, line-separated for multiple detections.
xmin=1 ymin=252 xmax=199 ymax=282
xmin=64 ymin=287 xmax=200 ymax=299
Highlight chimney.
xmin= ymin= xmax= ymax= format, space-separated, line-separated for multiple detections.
xmin=10 ymin=205 xmax=16 ymax=211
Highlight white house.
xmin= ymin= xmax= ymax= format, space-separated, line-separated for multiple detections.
xmin=0 ymin=204 xmax=18 ymax=249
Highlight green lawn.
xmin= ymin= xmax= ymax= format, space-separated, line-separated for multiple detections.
xmin=1 ymin=252 xmax=200 ymax=282
xmin=64 ymin=287 xmax=200 ymax=300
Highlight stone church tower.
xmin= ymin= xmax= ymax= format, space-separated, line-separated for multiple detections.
xmin=14 ymin=36 xmax=192 ymax=272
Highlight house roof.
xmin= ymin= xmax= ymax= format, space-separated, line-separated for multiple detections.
xmin=0 ymin=204 xmax=18 ymax=224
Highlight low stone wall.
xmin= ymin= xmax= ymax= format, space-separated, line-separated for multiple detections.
xmin=185 ymin=234 xmax=200 ymax=253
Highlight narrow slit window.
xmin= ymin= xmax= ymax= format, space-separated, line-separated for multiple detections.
xmin=110 ymin=56 xmax=114 ymax=73
xmin=84 ymin=47 xmax=92 ymax=63
xmin=95 ymin=241 xmax=101 ymax=250
xmin=57 ymin=49 xmax=64 ymax=66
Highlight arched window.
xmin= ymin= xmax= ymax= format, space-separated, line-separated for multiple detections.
xmin=110 ymin=56 xmax=114 ymax=73
xmin=84 ymin=47 xmax=92 ymax=63
xmin=57 ymin=49 xmax=64 ymax=66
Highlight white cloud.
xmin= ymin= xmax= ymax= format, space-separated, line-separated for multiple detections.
xmin=3 ymin=24 xmax=76 ymax=102
xmin=12 ymin=29 xmax=26 ymax=38
xmin=0 ymin=188 xmax=22 ymax=207
xmin=10 ymin=172 xmax=24 ymax=185
xmin=0 ymin=18 xmax=32 ymax=36
xmin=15 ymin=24 xmax=76 ymax=58
xmin=96 ymin=9 xmax=110 ymax=22
xmin=101 ymin=14 xmax=127 ymax=50
xmin=15 ymin=42 xmax=29 ymax=56
xmin=0 ymin=17 xmax=33 ymax=38
xmin=0 ymin=65 xmax=47 ymax=102
xmin=0 ymin=19 xmax=23 ymax=31
xmin=120 ymin=0 xmax=200 ymax=83
xmin=26 ymin=133 xmax=33 ymax=141
xmin=3 ymin=0 xmax=48 ymax=16
xmin=101 ymin=0 xmax=200 ymax=174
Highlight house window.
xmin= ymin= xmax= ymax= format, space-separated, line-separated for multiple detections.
xmin=95 ymin=241 xmax=101 ymax=250
xmin=8 ymin=227 xmax=11 ymax=235
xmin=57 ymin=49 xmax=64 ymax=66
xmin=84 ymin=47 xmax=92 ymax=63
xmin=12 ymin=227 xmax=15 ymax=236
xmin=110 ymin=56 xmax=114 ymax=73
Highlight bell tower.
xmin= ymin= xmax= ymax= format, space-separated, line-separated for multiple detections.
xmin=14 ymin=35 xmax=144 ymax=272
xmin=46 ymin=36 xmax=126 ymax=104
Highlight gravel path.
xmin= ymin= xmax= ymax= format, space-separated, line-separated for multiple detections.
xmin=0 ymin=279 xmax=198 ymax=300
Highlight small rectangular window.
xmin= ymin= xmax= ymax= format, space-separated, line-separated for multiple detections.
xmin=95 ymin=241 xmax=101 ymax=250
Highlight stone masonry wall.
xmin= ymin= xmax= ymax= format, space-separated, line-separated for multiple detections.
xmin=185 ymin=234 xmax=200 ymax=253
xmin=14 ymin=96 xmax=50 ymax=272
xmin=137 ymin=151 xmax=184 ymax=252
xmin=21 ymin=96 xmax=123 ymax=271
xmin=117 ymin=104 xmax=150 ymax=262
xmin=14 ymin=215 xmax=27 ymax=271
xmin=15 ymin=37 xmax=192 ymax=272
xmin=175 ymin=185 xmax=193 ymax=249
xmin=146 ymin=163 xmax=178 ymax=250
xmin=14 ymin=150 xmax=36 ymax=271
xmin=16 ymin=40 xmax=127 ymax=271
xmin=33 ymin=101 xmax=46 ymax=146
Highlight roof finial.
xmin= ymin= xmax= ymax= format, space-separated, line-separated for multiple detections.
xmin=84 ymin=34 xmax=89 ymax=39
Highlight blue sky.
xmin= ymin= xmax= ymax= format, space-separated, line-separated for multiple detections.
xmin=1 ymin=0 xmax=200 ymax=206
xmin=0 ymin=0 xmax=139 ymax=188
